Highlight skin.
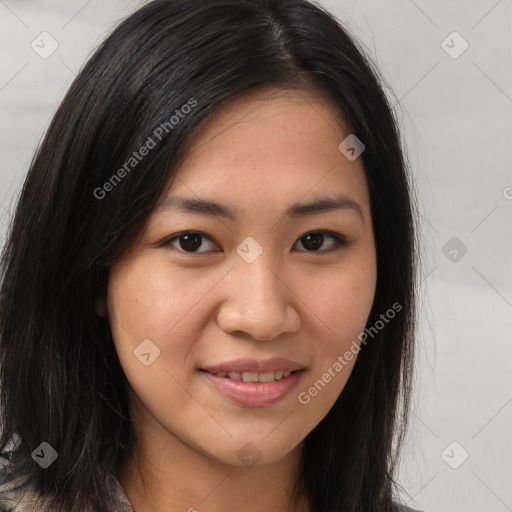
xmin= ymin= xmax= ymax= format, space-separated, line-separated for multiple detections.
xmin=98 ymin=87 xmax=377 ymax=512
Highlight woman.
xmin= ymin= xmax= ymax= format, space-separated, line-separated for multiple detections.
xmin=0 ymin=1 xmax=423 ymax=511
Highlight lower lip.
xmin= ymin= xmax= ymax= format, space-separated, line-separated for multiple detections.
xmin=200 ymin=370 xmax=305 ymax=408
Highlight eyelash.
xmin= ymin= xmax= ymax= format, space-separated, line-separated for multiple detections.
xmin=160 ymin=230 xmax=352 ymax=255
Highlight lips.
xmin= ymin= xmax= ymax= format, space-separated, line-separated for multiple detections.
xmin=200 ymin=369 xmax=305 ymax=407
xmin=199 ymin=357 xmax=306 ymax=407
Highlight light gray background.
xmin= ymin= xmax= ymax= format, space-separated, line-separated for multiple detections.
xmin=1 ymin=1 xmax=511 ymax=511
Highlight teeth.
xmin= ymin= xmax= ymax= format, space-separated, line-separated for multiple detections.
xmin=213 ymin=370 xmax=296 ymax=381
xmin=242 ymin=371 xmax=259 ymax=383
xmin=258 ymin=371 xmax=275 ymax=383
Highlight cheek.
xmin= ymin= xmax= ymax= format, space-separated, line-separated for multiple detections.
xmin=334 ymin=273 xmax=375 ymax=341
xmin=107 ymin=257 xmax=208 ymax=338
xmin=295 ymin=256 xmax=376 ymax=406
xmin=309 ymin=259 xmax=377 ymax=346
xmin=105 ymin=259 xmax=210 ymax=418
xmin=105 ymin=257 xmax=213 ymax=381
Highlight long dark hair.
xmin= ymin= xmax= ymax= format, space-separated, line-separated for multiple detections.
xmin=0 ymin=1 xmax=419 ymax=511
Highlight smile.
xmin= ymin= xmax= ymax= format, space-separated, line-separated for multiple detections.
xmin=199 ymin=368 xmax=306 ymax=407
xmin=208 ymin=370 xmax=296 ymax=382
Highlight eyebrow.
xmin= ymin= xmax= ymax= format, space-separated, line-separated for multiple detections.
xmin=155 ymin=193 xmax=365 ymax=223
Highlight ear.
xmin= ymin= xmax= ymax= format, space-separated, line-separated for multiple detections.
xmin=95 ymin=297 xmax=108 ymax=317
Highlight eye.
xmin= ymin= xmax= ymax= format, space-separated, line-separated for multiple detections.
xmin=293 ymin=231 xmax=351 ymax=253
xmin=161 ymin=230 xmax=351 ymax=254
xmin=162 ymin=231 xmax=220 ymax=253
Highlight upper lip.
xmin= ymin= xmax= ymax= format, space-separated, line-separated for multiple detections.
xmin=201 ymin=357 xmax=305 ymax=373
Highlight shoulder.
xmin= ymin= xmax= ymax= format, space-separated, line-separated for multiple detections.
xmin=0 ymin=446 xmax=134 ymax=512
xmin=0 ymin=450 xmax=32 ymax=511
xmin=0 ymin=448 xmax=55 ymax=512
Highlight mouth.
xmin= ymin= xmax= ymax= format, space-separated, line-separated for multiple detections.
xmin=199 ymin=369 xmax=301 ymax=382
xmin=199 ymin=366 xmax=306 ymax=408
xmin=198 ymin=357 xmax=306 ymax=407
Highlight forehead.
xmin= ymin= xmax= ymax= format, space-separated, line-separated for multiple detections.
xmin=160 ymin=87 xmax=371 ymax=220
xmin=182 ymin=87 xmax=347 ymax=165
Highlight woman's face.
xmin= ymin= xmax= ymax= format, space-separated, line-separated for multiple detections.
xmin=104 ymin=88 xmax=377 ymax=467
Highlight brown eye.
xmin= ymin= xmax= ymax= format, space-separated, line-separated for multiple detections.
xmin=161 ymin=230 xmax=350 ymax=255
xmin=163 ymin=231 xmax=219 ymax=253
xmin=294 ymin=231 xmax=350 ymax=253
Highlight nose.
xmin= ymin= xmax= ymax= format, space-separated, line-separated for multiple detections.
xmin=215 ymin=254 xmax=301 ymax=341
